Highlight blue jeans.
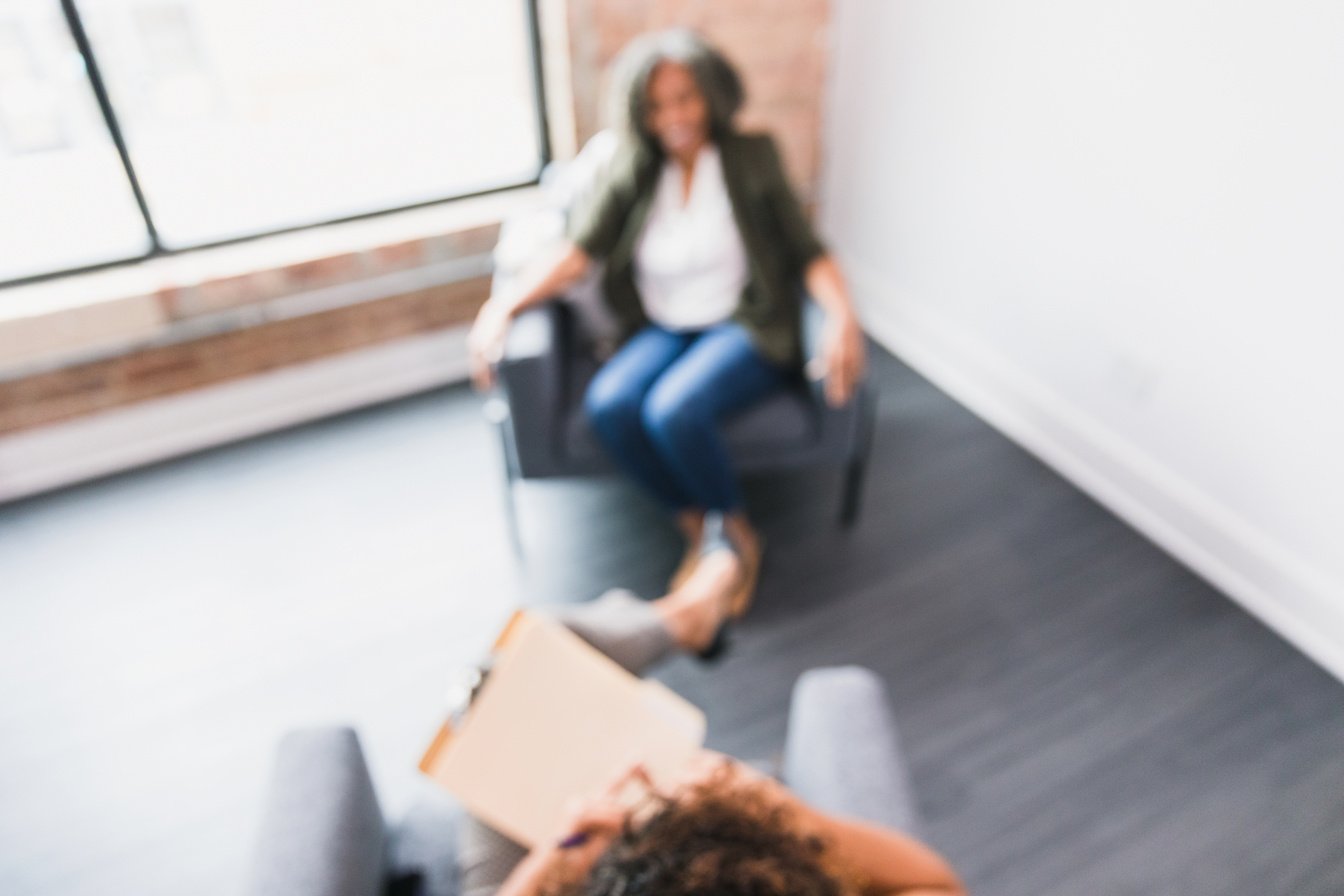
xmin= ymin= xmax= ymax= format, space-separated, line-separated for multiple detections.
xmin=583 ymin=322 xmax=787 ymax=513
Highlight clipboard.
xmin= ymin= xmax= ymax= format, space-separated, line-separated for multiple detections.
xmin=419 ymin=610 xmax=706 ymax=847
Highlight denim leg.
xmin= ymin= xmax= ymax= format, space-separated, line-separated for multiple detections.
xmin=543 ymin=588 xmax=677 ymax=675
xmin=641 ymin=323 xmax=788 ymax=512
xmin=584 ymin=326 xmax=695 ymax=509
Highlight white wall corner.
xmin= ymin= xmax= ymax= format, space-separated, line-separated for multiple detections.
xmin=852 ymin=265 xmax=1344 ymax=684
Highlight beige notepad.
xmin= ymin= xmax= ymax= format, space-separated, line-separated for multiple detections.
xmin=419 ymin=610 xmax=706 ymax=847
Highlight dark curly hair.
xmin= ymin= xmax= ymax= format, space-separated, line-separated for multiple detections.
xmin=555 ymin=775 xmax=859 ymax=896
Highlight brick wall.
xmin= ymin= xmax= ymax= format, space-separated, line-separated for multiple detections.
xmin=0 ymin=275 xmax=491 ymax=434
xmin=0 ymin=223 xmax=498 ymax=435
xmin=562 ymin=0 xmax=831 ymax=201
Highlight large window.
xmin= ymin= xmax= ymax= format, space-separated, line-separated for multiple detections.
xmin=0 ymin=0 xmax=547 ymax=284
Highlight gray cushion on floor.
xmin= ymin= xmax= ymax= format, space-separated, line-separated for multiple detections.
xmin=247 ymin=727 xmax=386 ymax=896
xmin=783 ymin=666 xmax=920 ymax=834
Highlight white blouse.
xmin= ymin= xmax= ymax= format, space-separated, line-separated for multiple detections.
xmin=634 ymin=144 xmax=749 ymax=331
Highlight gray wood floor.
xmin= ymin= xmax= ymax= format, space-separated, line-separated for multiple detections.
xmin=1 ymin=348 xmax=1341 ymax=896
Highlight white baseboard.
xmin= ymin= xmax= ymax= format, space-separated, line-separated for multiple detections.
xmin=0 ymin=327 xmax=470 ymax=503
xmin=851 ymin=267 xmax=1344 ymax=684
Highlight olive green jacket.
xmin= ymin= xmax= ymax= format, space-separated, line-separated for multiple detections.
xmin=567 ymin=131 xmax=826 ymax=367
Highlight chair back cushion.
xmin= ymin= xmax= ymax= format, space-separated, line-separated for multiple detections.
xmin=248 ymin=727 xmax=387 ymax=896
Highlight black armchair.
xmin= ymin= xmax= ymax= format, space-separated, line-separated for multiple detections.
xmin=485 ymin=295 xmax=876 ymax=554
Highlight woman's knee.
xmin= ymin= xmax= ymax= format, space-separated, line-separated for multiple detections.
xmin=642 ymin=381 xmax=709 ymax=447
xmin=584 ymin=372 xmax=644 ymax=436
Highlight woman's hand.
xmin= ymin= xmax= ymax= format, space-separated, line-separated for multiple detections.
xmin=467 ymin=296 xmax=514 ymax=391
xmin=496 ymin=763 xmax=651 ymax=896
xmin=552 ymin=762 xmax=652 ymax=872
xmin=820 ymin=311 xmax=867 ymax=407
xmin=545 ymin=762 xmax=656 ymax=888
xmin=468 ymin=243 xmax=593 ymax=391
xmin=801 ymin=255 xmax=867 ymax=407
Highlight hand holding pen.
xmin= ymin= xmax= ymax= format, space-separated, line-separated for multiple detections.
xmin=557 ymin=761 xmax=656 ymax=848
xmin=496 ymin=763 xmax=657 ymax=896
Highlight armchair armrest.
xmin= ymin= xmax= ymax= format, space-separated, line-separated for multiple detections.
xmin=783 ymin=666 xmax=920 ymax=834
xmin=800 ymin=293 xmax=876 ymax=424
xmin=247 ymin=727 xmax=386 ymax=896
xmin=500 ymin=299 xmax=568 ymax=368
xmin=491 ymin=299 xmax=572 ymax=478
xmin=800 ymin=293 xmax=828 ymax=398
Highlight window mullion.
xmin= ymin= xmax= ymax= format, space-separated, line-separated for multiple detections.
xmin=57 ymin=0 xmax=162 ymax=253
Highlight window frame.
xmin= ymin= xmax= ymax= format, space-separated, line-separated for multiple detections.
xmin=3 ymin=0 xmax=551 ymax=289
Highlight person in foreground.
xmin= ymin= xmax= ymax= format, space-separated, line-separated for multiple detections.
xmin=468 ymin=28 xmax=867 ymax=604
xmin=496 ymin=758 xmax=966 ymax=896
xmin=458 ymin=519 xmax=964 ymax=896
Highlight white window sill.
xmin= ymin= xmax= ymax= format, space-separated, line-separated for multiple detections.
xmin=0 ymin=187 xmax=539 ymax=378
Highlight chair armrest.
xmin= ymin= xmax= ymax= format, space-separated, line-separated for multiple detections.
xmin=495 ymin=299 xmax=569 ymax=422
xmin=800 ymin=294 xmax=827 ymax=370
xmin=782 ymin=666 xmax=920 ymax=834
xmin=800 ymin=295 xmax=874 ymax=406
xmin=247 ymin=727 xmax=387 ymax=896
xmin=800 ymin=293 xmax=828 ymax=399
xmin=491 ymin=299 xmax=572 ymax=477
xmin=800 ymin=296 xmax=840 ymax=415
xmin=500 ymin=299 xmax=567 ymax=366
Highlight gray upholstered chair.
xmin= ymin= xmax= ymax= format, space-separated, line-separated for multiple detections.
xmin=486 ymin=296 xmax=877 ymax=553
xmin=247 ymin=666 xmax=919 ymax=896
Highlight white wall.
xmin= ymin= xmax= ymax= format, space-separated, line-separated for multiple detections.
xmin=820 ymin=1 xmax=1344 ymax=678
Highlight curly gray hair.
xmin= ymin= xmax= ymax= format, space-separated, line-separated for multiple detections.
xmin=606 ymin=28 xmax=746 ymax=154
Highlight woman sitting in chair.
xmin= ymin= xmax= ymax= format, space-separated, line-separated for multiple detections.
xmin=462 ymin=530 xmax=963 ymax=896
xmin=468 ymin=28 xmax=867 ymax=604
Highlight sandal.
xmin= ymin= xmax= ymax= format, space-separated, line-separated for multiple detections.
xmin=692 ymin=513 xmax=754 ymax=662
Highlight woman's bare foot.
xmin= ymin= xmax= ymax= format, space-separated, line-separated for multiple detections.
xmin=653 ymin=548 xmax=742 ymax=654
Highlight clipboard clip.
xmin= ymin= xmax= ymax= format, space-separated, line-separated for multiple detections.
xmin=445 ymin=658 xmax=494 ymax=725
